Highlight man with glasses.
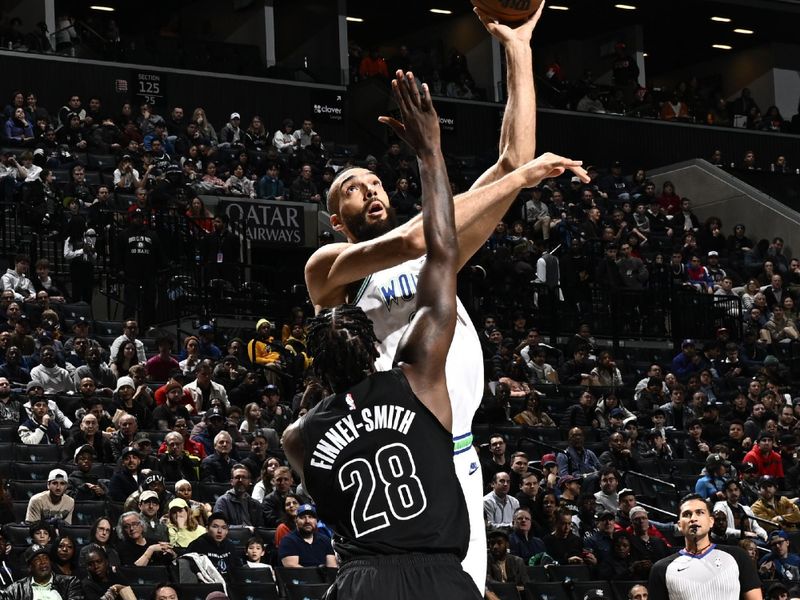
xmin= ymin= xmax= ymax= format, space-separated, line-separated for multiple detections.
xmin=212 ymin=464 xmax=263 ymax=527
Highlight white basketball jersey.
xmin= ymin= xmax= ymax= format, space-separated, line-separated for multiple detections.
xmin=352 ymin=256 xmax=484 ymax=437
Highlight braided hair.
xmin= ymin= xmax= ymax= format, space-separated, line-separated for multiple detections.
xmin=306 ymin=304 xmax=380 ymax=393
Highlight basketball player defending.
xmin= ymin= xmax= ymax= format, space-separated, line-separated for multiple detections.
xmin=304 ymin=4 xmax=588 ymax=589
xmin=284 ymin=70 xmax=576 ymax=599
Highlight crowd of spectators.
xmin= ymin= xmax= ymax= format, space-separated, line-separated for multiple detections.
xmin=0 ymin=82 xmax=800 ymax=599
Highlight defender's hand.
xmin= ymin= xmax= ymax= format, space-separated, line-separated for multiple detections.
xmin=378 ymin=70 xmax=439 ymax=155
xmin=517 ymin=152 xmax=589 ymax=188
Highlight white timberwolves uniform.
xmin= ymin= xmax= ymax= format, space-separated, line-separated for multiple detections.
xmin=353 ymin=255 xmax=486 ymax=590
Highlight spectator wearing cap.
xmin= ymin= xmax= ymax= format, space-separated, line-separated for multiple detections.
xmin=109 ymin=320 xmax=148 ymax=365
xmin=219 ymin=113 xmax=244 ymax=150
xmin=185 ymin=511 xmax=243 ymax=578
xmin=213 ymin=463 xmax=263 ymax=528
xmin=167 ymin=497 xmax=206 ymax=548
xmin=67 ymin=444 xmax=108 ymax=501
xmin=19 ymin=393 xmax=64 ymax=445
xmin=625 ymin=506 xmax=670 ymax=571
xmin=184 ymin=360 xmax=229 ymax=415
xmin=695 ymin=453 xmax=731 ymax=501
xmin=138 ymin=490 xmax=169 ymax=541
xmin=26 ymin=468 xmax=74 ymax=524
xmin=760 ymin=531 xmax=800 ymax=582
xmin=545 ymin=508 xmax=596 ymax=566
xmin=154 ymin=371 xmax=194 ymax=411
xmin=196 ymin=325 xmax=222 ymax=361
xmin=152 ymin=380 xmax=193 ymax=431
xmin=744 ymin=432 xmax=785 ymax=480
xmin=752 ymin=476 xmax=800 ymax=532
xmin=212 ymin=355 xmax=248 ymax=393
xmin=192 ymin=406 xmax=230 ymax=457
xmin=3 ymin=545 xmax=82 ymax=599
xmin=260 ymin=384 xmax=290 ymax=435
xmin=713 ymin=480 xmax=768 ymax=543
xmin=9 ymin=314 xmax=35 ymax=355
xmin=201 ymin=430 xmax=237 ymax=484
xmin=108 ymin=445 xmax=143 ymax=502
xmin=487 ymin=527 xmax=529 ymax=590
xmin=484 ymin=471 xmax=520 ymax=529
xmin=671 ymin=339 xmax=702 ymax=380
xmin=277 ymin=503 xmax=335 ymax=569
xmin=558 ymin=475 xmax=582 ymax=515
xmin=585 ymin=510 xmax=618 ymax=556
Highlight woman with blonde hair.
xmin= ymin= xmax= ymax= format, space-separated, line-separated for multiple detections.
xmin=192 ymin=107 xmax=218 ymax=146
xmin=166 ymin=497 xmax=206 ymax=547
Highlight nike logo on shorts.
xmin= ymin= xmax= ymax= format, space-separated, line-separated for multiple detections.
xmin=469 ymin=462 xmax=479 ymax=475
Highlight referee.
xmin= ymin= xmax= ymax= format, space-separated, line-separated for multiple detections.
xmin=648 ymin=493 xmax=762 ymax=600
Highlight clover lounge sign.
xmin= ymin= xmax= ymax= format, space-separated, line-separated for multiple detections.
xmin=220 ymin=199 xmax=305 ymax=246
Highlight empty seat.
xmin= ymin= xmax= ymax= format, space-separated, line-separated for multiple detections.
xmin=13 ymin=444 xmax=62 ymax=463
xmin=285 ymin=583 xmax=330 ymax=600
xmin=232 ymin=566 xmax=276 ymax=584
xmin=547 ymin=564 xmax=593 ymax=582
xmin=524 ymin=581 xmax=572 ymax=600
xmin=118 ymin=565 xmax=170 ymax=585
xmin=72 ymin=501 xmax=108 ymax=525
xmin=3 ymin=523 xmax=32 ymax=545
xmin=12 ymin=462 xmax=58 ymax=481
xmin=11 ymin=480 xmax=45 ymax=501
xmin=93 ymin=320 xmax=125 ymax=336
xmin=232 ymin=581 xmax=280 ymax=600
xmin=0 ymin=425 xmax=17 ymax=442
xmin=60 ymin=302 xmax=93 ymax=321
xmin=12 ymin=501 xmax=28 ymax=522
xmin=488 ymin=582 xmax=521 ymax=600
xmin=526 ymin=565 xmax=550 ymax=582
xmin=87 ymin=154 xmax=117 ymax=172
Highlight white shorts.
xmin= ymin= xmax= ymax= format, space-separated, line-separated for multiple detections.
xmin=453 ymin=438 xmax=486 ymax=592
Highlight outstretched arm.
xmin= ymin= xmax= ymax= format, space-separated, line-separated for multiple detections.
xmin=306 ymin=153 xmax=588 ymax=311
xmin=382 ymin=71 xmax=457 ymax=431
xmin=471 ymin=3 xmax=543 ymax=188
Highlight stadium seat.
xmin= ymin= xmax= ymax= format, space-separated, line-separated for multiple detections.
xmin=72 ymin=501 xmax=108 ymax=525
xmin=11 ymin=480 xmax=45 ymax=501
xmin=3 ymin=524 xmax=31 ymax=545
xmin=285 ymin=583 xmax=330 ymax=600
xmin=488 ymin=582 xmax=521 ymax=600
xmin=12 ymin=461 xmax=58 ymax=481
xmin=524 ymin=581 xmax=572 ymax=600
xmin=93 ymin=320 xmax=125 ymax=336
xmin=130 ymin=585 xmax=155 ymax=600
xmin=547 ymin=564 xmax=593 ymax=582
xmin=57 ymin=524 xmax=92 ymax=547
xmin=87 ymin=154 xmax=117 ymax=172
xmin=0 ymin=424 xmax=17 ymax=442
xmin=255 ymin=527 xmax=277 ymax=549
xmin=176 ymin=583 xmax=225 ymax=600
xmin=194 ymin=482 xmax=229 ymax=504
xmin=13 ymin=444 xmax=62 ymax=464
xmin=225 ymin=526 xmax=253 ymax=547
xmin=119 ymin=565 xmax=170 ymax=585
xmin=232 ymin=581 xmax=280 ymax=600
xmin=232 ymin=566 xmax=276 ymax=584
xmin=12 ymin=501 xmax=28 ymax=522
xmin=60 ymin=302 xmax=93 ymax=321
xmin=526 ymin=565 xmax=550 ymax=582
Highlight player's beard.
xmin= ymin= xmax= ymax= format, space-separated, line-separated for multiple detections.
xmin=344 ymin=204 xmax=399 ymax=242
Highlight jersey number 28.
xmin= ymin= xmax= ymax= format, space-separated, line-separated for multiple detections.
xmin=338 ymin=442 xmax=428 ymax=537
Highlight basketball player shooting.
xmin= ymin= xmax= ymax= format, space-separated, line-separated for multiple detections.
xmin=283 ymin=71 xmax=584 ymax=598
xmin=304 ymin=3 xmax=589 ymax=590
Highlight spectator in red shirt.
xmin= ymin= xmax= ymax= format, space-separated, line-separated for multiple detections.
xmin=358 ymin=49 xmax=388 ymax=79
xmin=657 ymin=181 xmax=681 ymax=215
xmin=146 ymin=337 xmax=180 ymax=382
xmin=743 ymin=433 xmax=785 ymax=481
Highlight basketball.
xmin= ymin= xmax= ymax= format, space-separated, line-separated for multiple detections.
xmin=470 ymin=0 xmax=544 ymax=23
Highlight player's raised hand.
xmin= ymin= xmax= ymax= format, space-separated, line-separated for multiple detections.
xmin=473 ymin=1 xmax=545 ymax=46
xmin=517 ymin=152 xmax=590 ymax=188
xmin=378 ymin=70 xmax=440 ymax=155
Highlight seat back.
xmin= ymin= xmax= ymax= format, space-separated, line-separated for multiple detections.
xmin=488 ymin=582 xmax=521 ymax=600
xmin=285 ymin=583 xmax=330 ymax=600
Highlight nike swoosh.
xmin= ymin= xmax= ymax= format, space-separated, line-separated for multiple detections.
xmin=469 ymin=463 xmax=479 ymax=475
xmin=677 ymin=566 xmax=689 ymax=571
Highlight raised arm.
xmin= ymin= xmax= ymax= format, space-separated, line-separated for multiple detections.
xmin=306 ymin=153 xmax=588 ymax=311
xmin=387 ymin=71 xmax=457 ymax=431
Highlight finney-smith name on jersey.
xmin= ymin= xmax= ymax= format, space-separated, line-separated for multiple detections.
xmin=309 ymin=399 xmax=417 ymax=471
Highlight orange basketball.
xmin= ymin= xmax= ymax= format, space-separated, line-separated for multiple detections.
xmin=471 ymin=0 xmax=543 ymax=23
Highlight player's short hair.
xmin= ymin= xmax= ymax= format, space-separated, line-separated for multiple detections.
xmin=678 ymin=492 xmax=711 ymax=513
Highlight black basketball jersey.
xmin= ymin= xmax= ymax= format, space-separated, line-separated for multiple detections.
xmin=300 ymin=368 xmax=469 ymax=562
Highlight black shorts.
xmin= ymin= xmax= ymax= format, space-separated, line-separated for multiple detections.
xmin=324 ymin=552 xmax=482 ymax=600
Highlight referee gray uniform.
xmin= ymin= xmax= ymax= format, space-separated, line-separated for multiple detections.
xmin=648 ymin=544 xmax=761 ymax=600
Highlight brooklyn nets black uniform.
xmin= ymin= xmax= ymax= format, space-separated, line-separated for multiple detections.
xmin=300 ymin=368 xmax=470 ymax=562
xmin=648 ymin=544 xmax=761 ymax=600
